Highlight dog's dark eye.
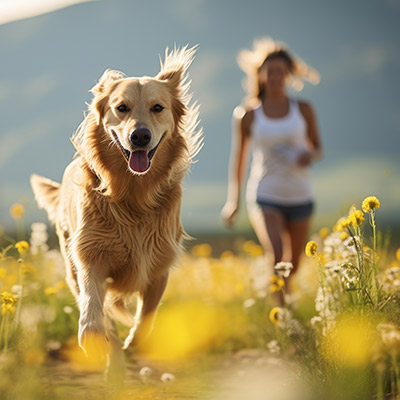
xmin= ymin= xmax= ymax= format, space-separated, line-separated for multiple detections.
xmin=151 ymin=104 xmax=164 ymax=113
xmin=116 ymin=104 xmax=130 ymax=113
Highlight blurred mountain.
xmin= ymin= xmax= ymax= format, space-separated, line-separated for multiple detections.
xmin=0 ymin=0 xmax=399 ymax=234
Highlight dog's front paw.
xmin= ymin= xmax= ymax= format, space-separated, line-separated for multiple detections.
xmin=78 ymin=321 xmax=110 ymax=362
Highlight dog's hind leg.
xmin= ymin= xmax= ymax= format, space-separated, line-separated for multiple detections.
xmin=123 ymin=271 xmax=169 ymax=350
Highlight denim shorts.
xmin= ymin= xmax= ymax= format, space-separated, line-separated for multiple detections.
xmin=256 ymin=199 xmax=314 ymax=222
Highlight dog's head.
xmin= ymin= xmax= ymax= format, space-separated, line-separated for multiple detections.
xmin=77 ymin=46 xmax=201 ymax=176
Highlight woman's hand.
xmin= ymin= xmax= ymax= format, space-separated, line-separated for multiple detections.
xmin=220 ymin=202 xmax=239 ymax=227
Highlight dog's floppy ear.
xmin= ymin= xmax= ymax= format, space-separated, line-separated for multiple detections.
xmin=156 ymin=45 xmax=197 ymax=87
xmin=91 ymin=69 xmax=126 ymax=95
xmin=90 ymin=69 xmax=126 ymax=125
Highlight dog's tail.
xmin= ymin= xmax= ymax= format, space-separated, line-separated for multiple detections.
xmin=30 ymin=174 xmax=61 ymax=225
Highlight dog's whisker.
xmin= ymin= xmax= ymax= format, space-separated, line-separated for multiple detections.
xmin=107 ymin=141 xmax=116 ymax=150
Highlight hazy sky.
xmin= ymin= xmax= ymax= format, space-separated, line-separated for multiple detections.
xmin=0 ymin=0 xmax=399 ymax=234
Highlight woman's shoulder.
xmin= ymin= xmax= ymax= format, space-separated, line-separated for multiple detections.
xmin=295 ymin=98 xmax=316 ymax=119
xmin=295 ymin=98 xmax=314 ymax=111
xmin=232 ymin=104 xmax=256 ymax=134
xmin=233 ymin=102 xmax=260 ymax=121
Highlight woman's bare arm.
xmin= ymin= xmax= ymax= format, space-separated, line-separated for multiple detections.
xmin=298 ymin=101 xmax=322 ymax=166
xmin=221 ymin=106 xmax=253 ymax=226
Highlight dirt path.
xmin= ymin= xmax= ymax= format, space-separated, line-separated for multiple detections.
xmin=41 ymin=349 xmax=306 ymax=400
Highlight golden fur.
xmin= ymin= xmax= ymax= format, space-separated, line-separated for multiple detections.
xmin=30 ymin=46 xmax=202 ymax=380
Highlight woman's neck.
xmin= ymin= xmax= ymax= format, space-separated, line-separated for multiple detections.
xmin=263 ymin=91 xmax=287 ymax=104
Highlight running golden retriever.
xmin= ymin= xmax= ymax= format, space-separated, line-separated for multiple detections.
xmin=30 ymin=46 xmax=202 ymax=380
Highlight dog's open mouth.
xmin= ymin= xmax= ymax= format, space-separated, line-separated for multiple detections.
xmin=112 ymin=131 xmax=164 ymax=174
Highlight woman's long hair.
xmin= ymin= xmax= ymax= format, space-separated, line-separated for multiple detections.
xmin=237 ymin=37 xmax=320 ymax=107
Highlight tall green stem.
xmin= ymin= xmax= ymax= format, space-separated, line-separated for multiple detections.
xmin=392 ymin=355 xmax=400 ymax=397
xmin=0 ymin=314 xmax=5 ymax=350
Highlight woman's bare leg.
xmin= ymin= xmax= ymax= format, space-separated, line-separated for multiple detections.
xmin=261 ymin=210 xmax=288 ymax=305
xmin=286 ymin=217 xmax=311 ymax=293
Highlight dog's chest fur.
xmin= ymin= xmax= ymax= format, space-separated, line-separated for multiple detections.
xmin=63 ymin=178 xmax=183 ymax=294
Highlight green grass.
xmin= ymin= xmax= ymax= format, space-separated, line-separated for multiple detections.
xmin=1 ymin=197 xmax=400 ymax=399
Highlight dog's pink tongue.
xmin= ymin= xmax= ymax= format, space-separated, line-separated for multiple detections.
xmin=129 ymin=151 xmax=149 ymax=173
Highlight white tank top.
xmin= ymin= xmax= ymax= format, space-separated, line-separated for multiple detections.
xmin=246 ymin=99 xmax=314 ymax=207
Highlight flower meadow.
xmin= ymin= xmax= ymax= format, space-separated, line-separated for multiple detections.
xmin=0 ymin=196 xmax=400 ymax=399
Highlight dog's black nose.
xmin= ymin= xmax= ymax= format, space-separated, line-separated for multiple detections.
xmin=129 ymin=128 xmax=152 ymax=148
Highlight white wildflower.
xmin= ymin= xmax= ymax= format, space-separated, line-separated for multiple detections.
xmin=29 ymin=222 xmax=49 ymax=254
xmin=344 ymin=236 xmax=360 ymax=249
xmin=11 ymin=284 xmax=23 ymax=298
xmin=285 ymin=318 xmax=305 ymax=338
xmin=377 ymin=323 xmax=400 ymax=350
xmin=266 ymin=340 xmax=280 ymax=355
xmin=381 ymin=266 xmax=400 ymax=293
xmin=250 ymin=258 xmax=269 ymax=293
xmin=275 ymin=308 xmax=293 ymax=330
xmin=385 ymin=266 xmax=400 ymax=280
xmin=140 ymin=366 xmax=153 ymax=377
xmin=161 ymin=372 xmax=175 ymax=383
xmin=324 ymin=260 xmax=342 ymax=274
xmin=341 ymin=263 xmax=359 ymax=290
xmin=46 ymin=340 xmax=62 ymax=351
xmin=314 ymin=286 xmax=338 ymax=334
xmin=243 ymin=298 xmax=256 ymax=309
xmin=274 ymin=262 xmax=293 ymax=278
xmin=310 ymin=316 xmax=323 ymax=328
xmin=138 ymin=366 xmax=153 ymax=383
xmin=323 ymin=232 xmax=344 ymax=258
xmin=284 ymin=292 xmax=300 ymax=306
xmin=63 ymin=305 xmax=74 ymax=314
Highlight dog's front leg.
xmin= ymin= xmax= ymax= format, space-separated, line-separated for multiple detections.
xmin=123 ymin=271 xmax=169 ymax=350
xmin=104 ymin=316 xmax=125 ymax=386
xmin=77 ymin=269 xmax=109 ymax=359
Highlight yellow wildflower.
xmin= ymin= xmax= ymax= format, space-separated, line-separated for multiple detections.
xmin=305 ymin=240 xmax=318 ymax=257
xmin=276 ymin=277 xmax=285 ymax=288
xmin=1 ymin=291 xmax=17 ymax=305
xmin=10 ymin=203 xmax=25 ymax=219
xmin=349 ymin=209 xmax=365 ymax=228
xmin=362 ymin=196 xmax=380 ymax=213
xmin=2 ymin=303 xmax=16 ymax=315
xmin=242 ymin=240 xmax=255 ymax=253
xmin=340 ymin=231 xmax=349 ymax=241
xmin=21 ymin=263 xmax=37 ymax=275
xmin=242 ymin=241 xmax=264 ymax=257
xmin=333 ymin=217 xmax=350 ymax=232
xmin=15 ymin=241 xmax=29 ymax=255
xmin=45 ymin=287 xmax=58 ymax=296
xmin=251 ymin=245 xmax=264 ymax=257
xmin=1 ymin=292 xmax=17 ymax=315
xmin=56 ymin=281 xmax=66 ymax=290
xmin=270 ymin=277 xmax=285 ymax=293
xmin=191 ymin=244 xmax=212 ymax=258
xmin=269 ymin=275 xmax=279 ymax=284
xmin=135 ymin=301 xmax=221 ymax=362
xmin=269 ymin=285 xmax=279 ymax=293
xmin=322 ymin=315 xmax=377 ymax=367
xmin=396 ymin=248 xmax=400 ymax=262
xmin=269 ymin=307 xmax=281 ymax=324
xmin=319 ymin=227 xmax=330 ymax=239
xmin=221 ymin=250 xmax=234 ymax=259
